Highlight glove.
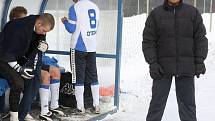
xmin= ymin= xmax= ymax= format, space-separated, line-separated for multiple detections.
xmin=149 ymin=63 xmax=164 ymax=80
xmin=195 ymin=63 xmax=206 ymax=78
xmin=14 ymin=64 xmax=34 ymax=79
xmin=37 ymin=40 xmax=48 ymax=52
xmin=17 ymin=56 xmax=29 ymax=65
xmin=8 ymin=62 xmax=34 ymax=79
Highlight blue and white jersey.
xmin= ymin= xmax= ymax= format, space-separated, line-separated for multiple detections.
xmin=63 ymin=0 xmax=99 ymax=52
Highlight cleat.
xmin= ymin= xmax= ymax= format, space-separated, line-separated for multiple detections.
xmin=1 ymin=112 xmax=10 ymax=119
xmin=39 ymin=111 xmax=61 ymax=121
xmin=70 ymin=108 xmax=85 ymax=115
xmin=25 ymin=113 xmax=36 ymax=121
xmin=89 ymin=106 xmax=100 ymax=114
xmin=49 ymin=107 xmax=66 ymax=117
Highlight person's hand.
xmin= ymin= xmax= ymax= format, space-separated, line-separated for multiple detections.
xmin=195 ymin=63 xmax=206 ymax=78
xmin=37 ymin=40 xmax=48 ymax=52
xmin=13 ymin=64 xmax=34 ymax=79
xmin=149 ymin=63 xmax=164 ymax=80
xmin=61 ymin=17 xmax=68 ymax=23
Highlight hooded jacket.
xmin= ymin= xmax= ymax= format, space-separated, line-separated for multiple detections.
xmin=142 ymin=0 xmax=208 ymax=76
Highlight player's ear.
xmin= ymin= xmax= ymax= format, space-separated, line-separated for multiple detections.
xmin=35 ymin=19 xmax=42 ymax=27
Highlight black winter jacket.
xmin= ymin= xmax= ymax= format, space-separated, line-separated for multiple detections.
xmin=142 ymin=0 xmax=208 ymax=76
xmin=18 ymin=32 xmax=45 ymax=67
xmin=0 ymin=15 xmax=40 ymax=62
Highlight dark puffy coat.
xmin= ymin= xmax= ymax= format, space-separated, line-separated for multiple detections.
xmin=142 ymin=0 xmax=208 ymax=76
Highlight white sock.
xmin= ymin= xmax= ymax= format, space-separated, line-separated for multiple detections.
xmin=75 ymin=85 xmax=84 ymax=110
xmin=39 ymin=85 xmax=50 ymax=115
xmin=91 ymin=83 xmax=100 ymax=107
xmin=50 ymin=79 xmax=60 ymax=109
xmin=10 ymin=111 xmax=18 ymax=121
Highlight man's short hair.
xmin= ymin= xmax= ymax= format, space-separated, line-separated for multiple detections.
xmin=39 ymin=13 xmax=55 ymax=30
xmin=9 ymin=6 xmax=27 ymax=20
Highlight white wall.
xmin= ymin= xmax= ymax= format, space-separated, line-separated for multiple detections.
xmin=0 ymin=0 xmax=6 ymax=31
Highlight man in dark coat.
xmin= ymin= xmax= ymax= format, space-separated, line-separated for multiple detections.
xmin=142 ymin=0 xmax=208 ymax=121
xmin=0 ymin=13 xmax=54 ymax=121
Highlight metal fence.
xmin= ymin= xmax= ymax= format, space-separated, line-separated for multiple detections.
xmin=123 ymin=0 xmax=215 ymax=17
xmin=123 ymin=0 xmax=214 ymax=32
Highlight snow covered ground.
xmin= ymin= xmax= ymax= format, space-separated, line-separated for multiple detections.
xmin=102 ymin=13 xmax=215 ymax=121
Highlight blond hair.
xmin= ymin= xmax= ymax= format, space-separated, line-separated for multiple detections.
xmin=38 ymin=13 xmax=55 ymax=30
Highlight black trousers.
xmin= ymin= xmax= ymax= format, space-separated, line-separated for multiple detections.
xmin=75 ymin=50 xmax=98 ymax=85
xmin=146 ymin=75 xmax=197 ymax=121
xmin=0 ymin=61 xmax=24 ymax=112
xmin=0 ymin=60 xmax=40 ymax=121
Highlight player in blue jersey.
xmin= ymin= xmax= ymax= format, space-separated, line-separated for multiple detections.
xmin=61 ymin=0 xmax=100 ymax=114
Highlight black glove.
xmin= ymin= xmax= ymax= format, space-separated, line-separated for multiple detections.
xmin=13 ymin=64 xmax=34 ymax=79
xmin=195 ymin=63 xmax=206 ymax=78
xmin=149 ymin=63 xmax=164 ymax=80
xmin=17 ymin=56 xmax=29 ymax=65
xmin=37 ymin=40 xmax=48 ymax=52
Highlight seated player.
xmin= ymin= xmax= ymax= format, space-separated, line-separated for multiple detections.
xmin=39 ymin=55 xmax=66 ymax=120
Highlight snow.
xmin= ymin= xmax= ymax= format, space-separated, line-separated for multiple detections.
xmin=102 ymin=13 xmax=215 ymax=121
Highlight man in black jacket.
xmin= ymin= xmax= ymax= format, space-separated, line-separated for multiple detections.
xmin=0 ymin=13 xmax=54 ymax=121
xmin=142 ymin=0 xmax=208 ymax=121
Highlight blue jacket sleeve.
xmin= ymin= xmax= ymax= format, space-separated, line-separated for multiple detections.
xmin=63 ymin=5 xmax=77 ymax=33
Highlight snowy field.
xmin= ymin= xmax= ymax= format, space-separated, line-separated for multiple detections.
xmin=3 ymin=12 xmax=213 ymax=121
xmin=102 ymin=13 xmax=215 ymax=121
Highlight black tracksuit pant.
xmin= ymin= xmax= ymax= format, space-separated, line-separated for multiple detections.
xmin=0 ymin=61 xmax=24 ymax=112
xmin=146 ymin=75 xmax=197 ymax=121
xmin=0 ymin=60 xmax=40 ymax=121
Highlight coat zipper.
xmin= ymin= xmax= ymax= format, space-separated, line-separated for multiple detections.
xmin=174 ymin=7 xmax=179 ymax=77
